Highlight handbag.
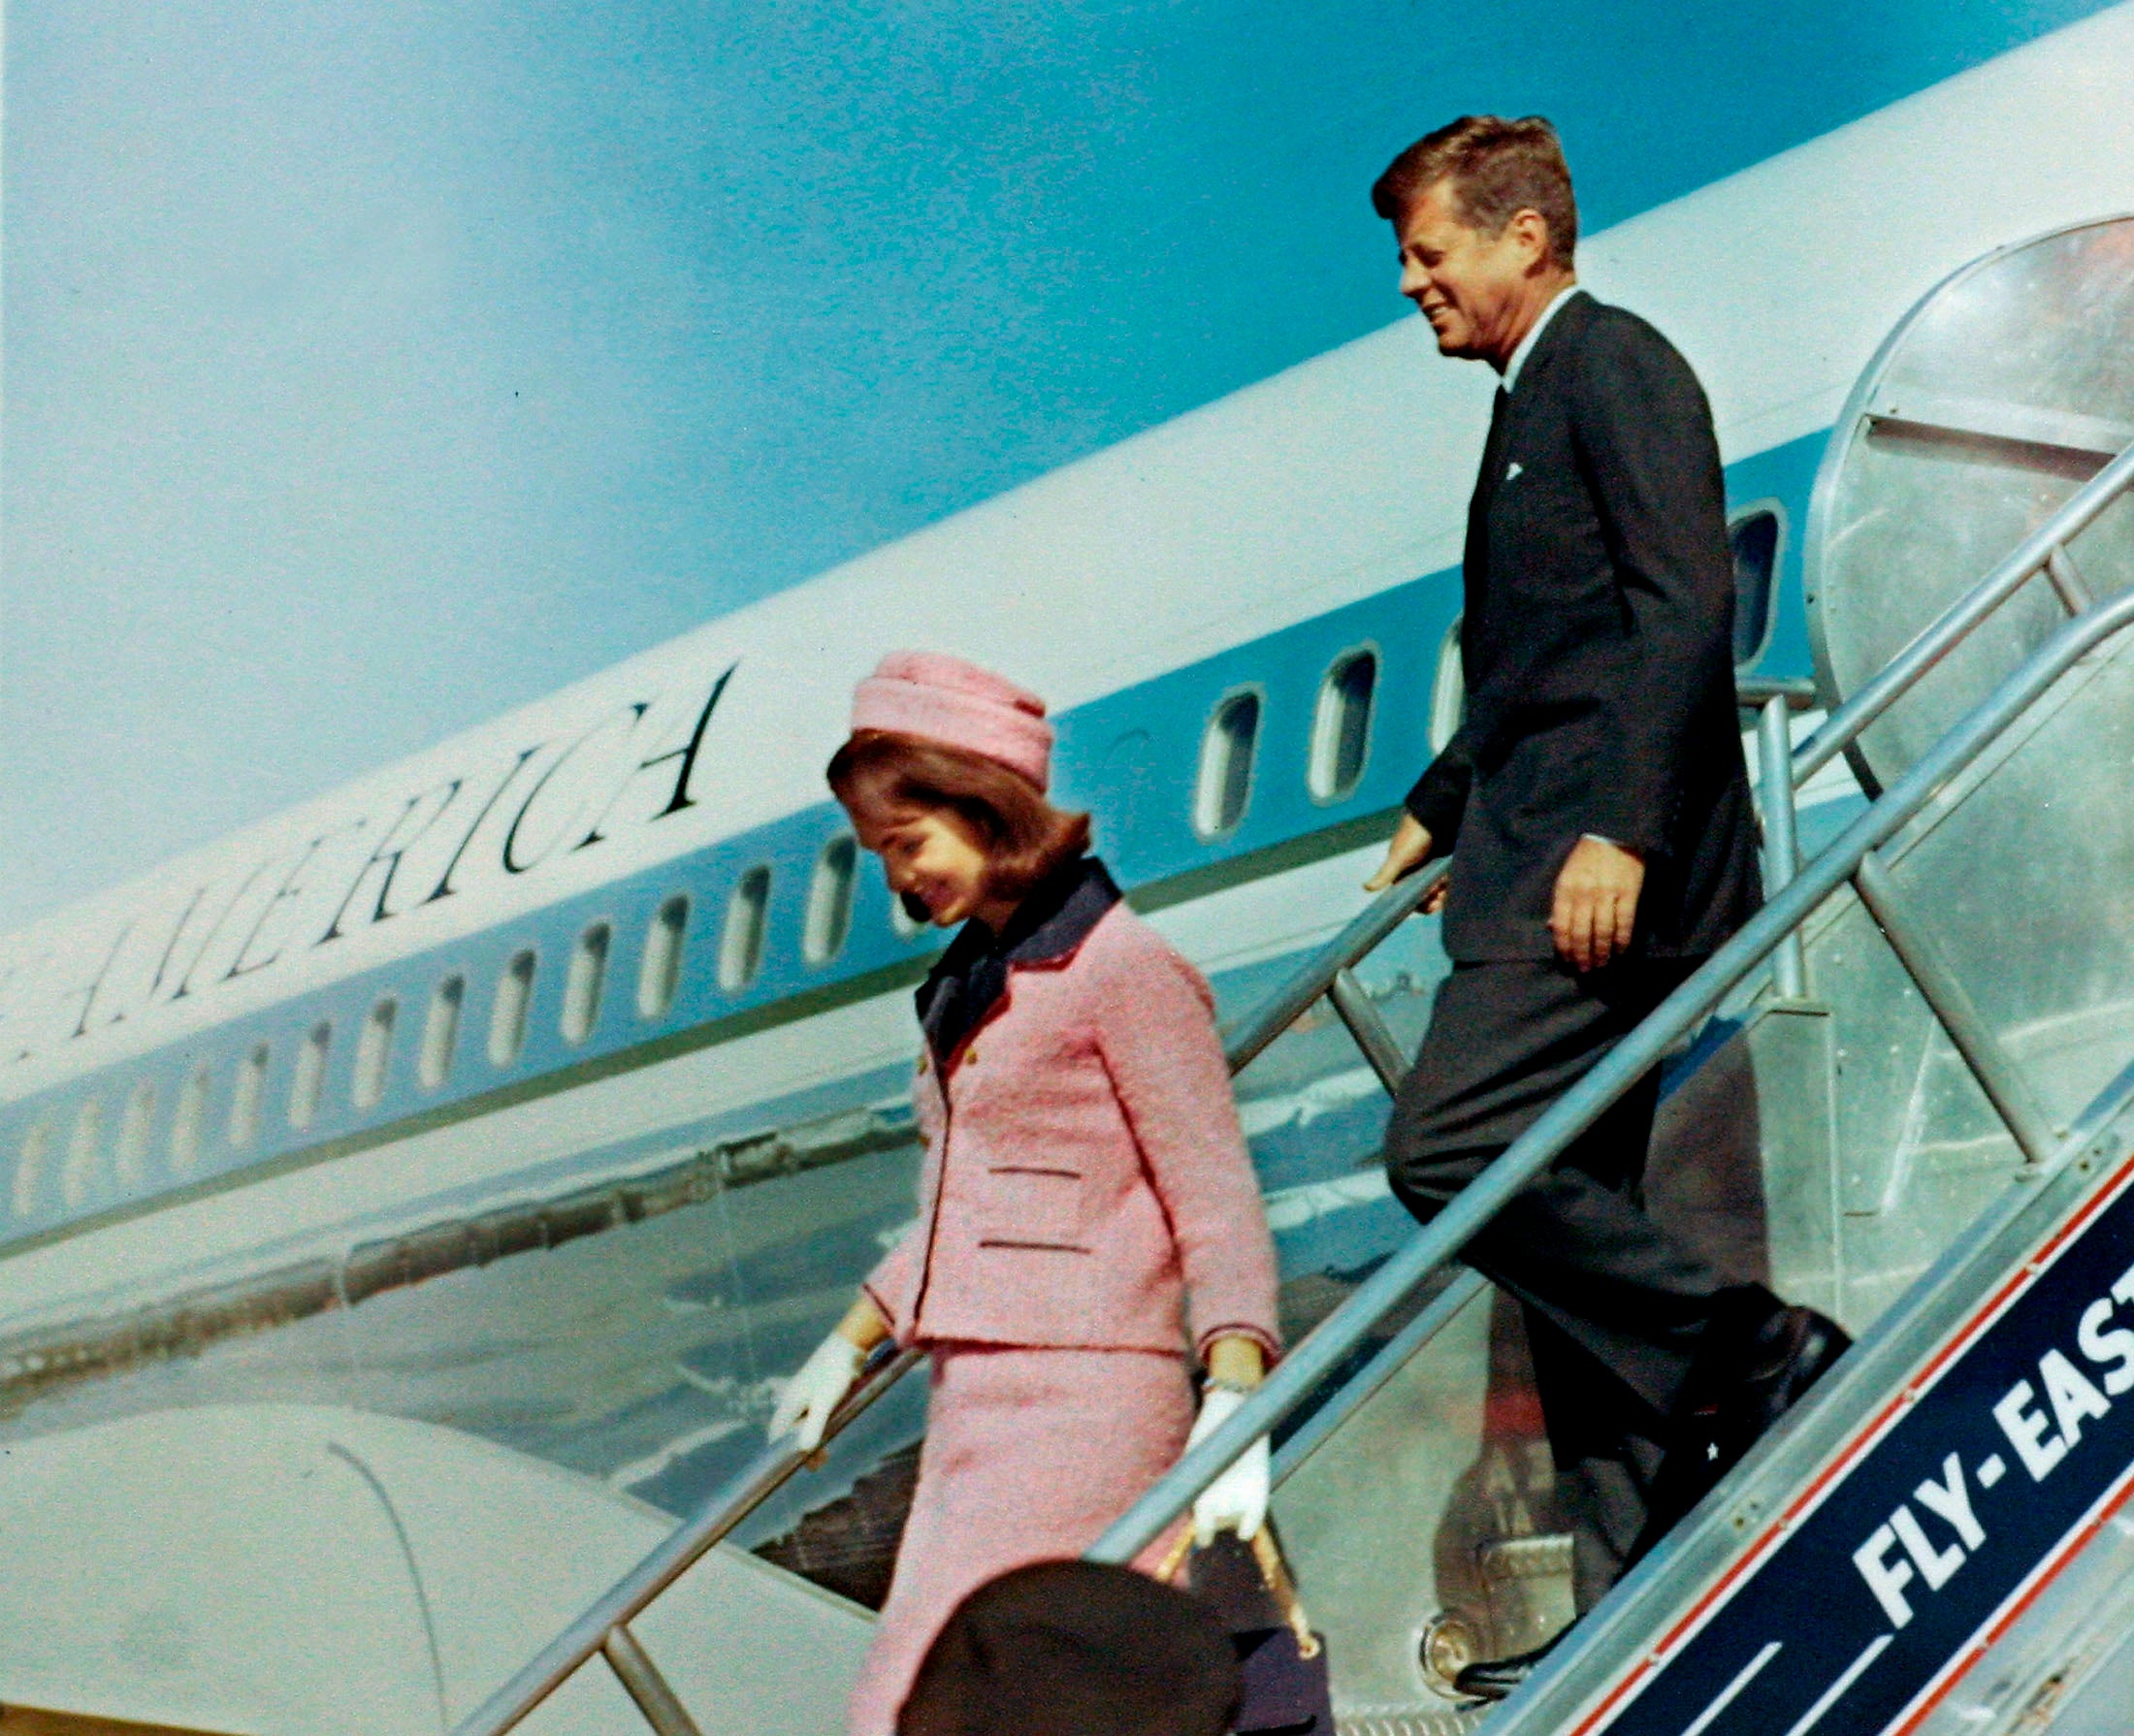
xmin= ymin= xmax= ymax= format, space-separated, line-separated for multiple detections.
xmin=1158 ymin=1527 xmax=1335 ymax=1735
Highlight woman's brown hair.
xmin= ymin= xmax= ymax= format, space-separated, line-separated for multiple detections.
xmin=826 ymin=730 xmax=1091 ymax=899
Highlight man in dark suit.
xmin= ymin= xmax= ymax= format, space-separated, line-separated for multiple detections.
xmin=1361 ymin=115 xmax=1847 ymax=1697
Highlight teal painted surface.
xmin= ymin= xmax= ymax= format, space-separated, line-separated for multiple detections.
xmin=4 ymin=1 xmax=2118 ymax=927
xmin=0 ymin=429 xmax=1835 ymax=1240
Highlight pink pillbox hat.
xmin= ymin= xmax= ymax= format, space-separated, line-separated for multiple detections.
xmin=850 ymin=650 xmax=1054 ymax=792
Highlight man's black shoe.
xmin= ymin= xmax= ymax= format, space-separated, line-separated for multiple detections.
xmin=1451 ymin=1630 xmax=1565 ymax=1703
xmin=1737 ymin=1302 xmax=1852 ymax=1431
xmin=1630 ymin=1294 xmax=1852 ymax=1562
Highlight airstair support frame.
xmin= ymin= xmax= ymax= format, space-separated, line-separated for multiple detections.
xmin=1481 ymin=1047 xmax=2134 ymax=1736
xmin=459 ymin=429 xmax=2134 ymax=1736
xmin=1087 ymin=435 xmax=2134 ymax=1570
xmin=1791 ymin=440 xmax=2134 ymax=787
xmin=448 ymin=862 xmax=1446 ymax=1736
xmin=450 ymin=1338 xmax=924 ymax=1736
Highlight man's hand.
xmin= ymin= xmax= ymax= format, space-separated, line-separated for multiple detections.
xmin=1551 ymin=837 xmax=1644 ymax=971
xmin=1366 ymin=815 xmax=1448 ymax=912
xmin=1365 ymin=815 xmax=1446 ymax=914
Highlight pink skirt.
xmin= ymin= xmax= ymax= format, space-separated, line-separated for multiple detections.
xmin=845 ymin=1342 xmax=1195 ymax=1736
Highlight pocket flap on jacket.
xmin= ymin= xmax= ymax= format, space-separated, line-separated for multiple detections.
xmin=979 ymin=1163 xmax=1088 ymax=1250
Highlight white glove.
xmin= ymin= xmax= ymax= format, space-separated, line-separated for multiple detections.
xmin=770 ymin=1332 xmax=866 ymax=1452
xmin=1187 ymin=1385 xmax=1271 ymax=1545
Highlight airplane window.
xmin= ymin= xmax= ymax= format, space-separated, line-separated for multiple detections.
xmin=170 ymin=1065 xmax=210 ymax=1174
xmin=1309 ymin=650 xmax=1378 ymax=801
xmin=721 ymin=866 xmax=772 ymax=990
xmin=11 ymin=1116 xmax=54 ymax=1217
xmin=804 ymin=836 xmax=857 ymax=965
xmin=230 ymin=1042 xmax=270 ymax=1149
xmin=353 ymin=999 xmax=396 ymax=1110
xmin=1429 ymin=616 xmax=1466 ymax=755
xmin=637 ymin=896 xmax=690 ymax=1019
xmin=490 ymin=949 xmax=536 ymax=1067
xmin=114 ymin=1079 xmax=156 ymax=1188
xmin=1730 ymin=506 xmax=1784 ymax=666
xmin=562 ymin=924 xmax=611 ymax=1045
xmin=1194 ymin=690 xmax=1262 ymax=838
xmin=290 ymin=1020 xmax=332 ymax=1129
xmin=61 ymin=1096 xmax=105 ymax=1208
xmin=420 ymin=979 xmax=464 ymax=1088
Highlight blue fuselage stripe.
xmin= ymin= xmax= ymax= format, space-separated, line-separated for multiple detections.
xmin=0 ymin=433 xmax=1831 ymax=1244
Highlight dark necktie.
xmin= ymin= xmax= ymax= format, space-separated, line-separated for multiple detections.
xmin=1478 ymin=386 xmax=1512 ymax=501
xmin=1464 ymin=386 xmax=1512 ymax=613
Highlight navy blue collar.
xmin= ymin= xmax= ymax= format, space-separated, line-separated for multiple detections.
xmin=916 ymin=855 xmax=1121 ymax=1063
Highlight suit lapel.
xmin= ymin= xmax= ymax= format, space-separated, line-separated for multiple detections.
xmin=1475 ymin=385 xmax=1513 ymax=511
xmin=1463 ymin=385 xmax=1512 ymax=616
xmin=1505 ymin=287 xmax=1591 ymax=406
xmin=1462 ymin=292 xmax=1592 ymax=670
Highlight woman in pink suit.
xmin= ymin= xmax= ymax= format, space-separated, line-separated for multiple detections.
xmin=768 ymin=651 xmax=1284 ymax=1736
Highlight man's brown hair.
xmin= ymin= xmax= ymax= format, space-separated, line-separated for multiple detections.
xmin=827 ymin=730 xmax=1092 ymax=901
xmin=1371 ymin=114 xmax=1578 ymax=266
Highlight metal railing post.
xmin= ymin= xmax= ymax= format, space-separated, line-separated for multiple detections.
xmin=450 ymin=861 xmax=1451 ymax=1736
xmin=469 ymin=448 xmax=2134 ymax=1735
xmin=601 ymin=1624 xmax=706 ymax=1736
xmin=1852 ymin=850 xmax=2059 ymax=1164
xmin=1219 ymin=864 xmax=1443 ymax=1073
xmin=1791 ymin=441 xmax=2134 ymax=785
xmin=1088 ymin=589 xmax=2134 ymax=1567
xmin=458 ymin=863 xmax=1451 ymax=1736
xmin=1326 ymin=967 xmax=1410 ymax=1095
xmin=1268 ymin=1269 xmax=1489 ymax=1486
xmin=452 ymin=1346 xmax=922 ymax=1736
xmin=2045 ymin=543 xmax=2094 ymax=613
xmin=1759 ymin=693 xmax=1808 ymax=1000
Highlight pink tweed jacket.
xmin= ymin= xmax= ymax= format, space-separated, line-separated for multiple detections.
xmin=863 ymin=901 xmax=1281 ymax=1364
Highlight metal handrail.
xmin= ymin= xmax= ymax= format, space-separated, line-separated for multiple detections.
xmin=1218 ymin=861 xmax=1445 ymax=1072
xmin=1269 ymin=1267 xmax=1491 ymax=1486
xmin=454 ymin=858 xmax=1451 ymax=1736
xmin=1089 ymin=585 xmax=2134 ymax=1564
xmin=454 ymin=1345 xmax=922 ymax=1736
xmin=1735 ymin=673 xmax=1818 ymax=710
xmin=1089 ymin=441 xmax=2134 ymax=1551
xmin=1757 ymin=692 xmax=1809 ymax=998
xmin=466 ymin=442 xmax=2134 ymax=1732
xmin=1790 ymin=439 xmax=2134 ymax=784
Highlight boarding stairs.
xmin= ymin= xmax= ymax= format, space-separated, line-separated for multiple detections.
xmin=456 ymin=218 xmax=2134 ymax=1736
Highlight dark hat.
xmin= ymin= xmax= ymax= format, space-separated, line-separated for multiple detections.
xmin=898 ymin=1559 xmax=1242 ymax=1736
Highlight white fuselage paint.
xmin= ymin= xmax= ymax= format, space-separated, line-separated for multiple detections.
xmin=5 ymin=4 xmax=2134 ymax=1327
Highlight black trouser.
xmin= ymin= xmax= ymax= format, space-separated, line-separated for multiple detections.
xmin=1385 ymin=958 xmax=1728 ymax=1596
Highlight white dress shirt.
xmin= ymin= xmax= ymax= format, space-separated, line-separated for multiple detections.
xmin=1501 ymin=281 xmax=1582 ymax=394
